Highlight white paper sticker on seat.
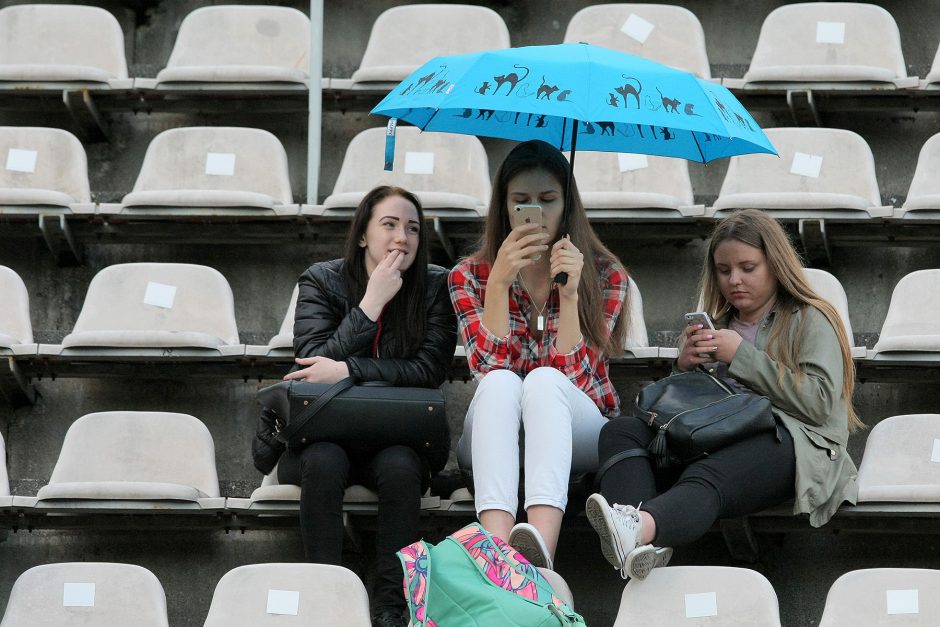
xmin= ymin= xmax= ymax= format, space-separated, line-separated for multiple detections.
xmin=618 ymin=153 xmax=649 ymax=172
xmin=685 ymin=592 xmax=718 ymax=618
xmin=621 ymin=14 xmax=655 ymax=44
xmin=931 ymin=439 xmax=940 ymax=463
xmin=144 ymin=281 xmax=177 ymax=309
xmin=6 ymin=148 xmax=37 ymax=173
xmin=205 ymin=152 xmax=236 ymax=176
xmin=405 ymin=152 xmax=435 ymax=175
xmin=63 ymin=582 xmax=95 ymax=607
xmin=266 ymin=589 xmax=300 ymax=615
xmin=816 ymin=21 xmax=846 ymax=45
xmin=790 ymin=152 xmax=823 ymax=178
xmin=886 ymin=589 xmax=919 ymax=615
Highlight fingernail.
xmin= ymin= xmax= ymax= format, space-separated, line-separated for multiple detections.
xmin=707 ymin=335 xmax=713 ymax=339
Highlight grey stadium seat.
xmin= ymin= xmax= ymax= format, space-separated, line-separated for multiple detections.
xmin=819 ymin=568 xmax=940 ymax=626
xmin=0 ymin=266 xmax=35 ymax=356
xmin=0 ymin=432 xmax=9 ymax=507
xmin=869 ymin=270 xmax=940 ymax=359
xmin=857 ymin=414 xmax=940 ymax=503
xmin=921 ymin=41 xmax=940 ymax=89
xmin=803 ymin=268 xmax=866 ymax=358
xmin=897 ymin=133 xmax=940 ymax=219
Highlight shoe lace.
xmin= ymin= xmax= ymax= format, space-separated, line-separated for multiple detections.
xmin=610 ymin=503 xmax=641 ymax=534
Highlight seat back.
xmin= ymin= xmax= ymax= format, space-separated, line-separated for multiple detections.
xmin=0 ymin=5 xmax=127 ymax=80
xmin=0 ymin=562 xmax=169 ymax=627
xmin=564 ymin=4 xmax=710 ymax=78
xmin=575 ymin=151 xmax=694 ymax=209
xmin=819 ymin=568 xmax=940 ymax=626
xmin=163 ymin=6 xmax=309 ymax=77
xmin=626 ymin=277 xmax=649 ymax=350
xmin=0 ymin=432 xmax=8 ymax=497
xmin=872 ymin=270 xmax=940 ymax=355
xmin=64 ymin=263 xmax=239 ymax=348
xmin=715 ymin=128 xmax=881 ymax=210
xmin=202 ymin=563 xmax=371 ymax=626
xmin=128 ymin=128 xmax=293 ymax=204
xmin=902 ymin=133 xmax=940 ymax=211
xmin=0 ymin=127 xmax=90 ymax=205
xmin=744 ymin=3 xmax=907 ymax=83
xmin=613 ymin=566 xmax=780 ymax=626
xmin=803 ymin=268 xmax=854 ymax=343
xmin=857 ymin=414 xmax=940 ymax=502
xmin=269 ymin=285 xmax=299 ymax=349
xmin=351 ymin=4 xmax=510 ymax=83
xmin=0 ymin=266 xmax=32 ymax=347
xmin=47 ymin=411 xmax=219 ymax=498
xmin=326 ymin=126 xmax=490 ymax=211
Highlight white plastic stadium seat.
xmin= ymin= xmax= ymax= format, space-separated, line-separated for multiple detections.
xmin=0 ymin=432 xmax=9 ymax=503
xmin=39 ymin=262 xmax=244 ymax=358
xmin=0 ymin=562 xmax=169 ymax=627
xmin=857 ymin=414 xmax=940 ymax=502
xmin=710 ymin=128 xmax=892 ymax=219
xmin=0 ymin=5 xmax=130 ymax=88
xmin=0 ymin=127 xmax=93 ymax=213
xmin=12 ymin=411 xmax=222 ymax=512
xmin=803 ymin=268 xmax=865 ymax=358
xmin=624 ymin=277 xmax=658 ymax=359
xmin=226 ymin=468 xmax=381 ymax=514
xmin=613 ymin=566 xmax=781 ymax=626
xmin=319 ymin=126 xmax=490 ymax=216
xmin=725 ymin=3 xmax=916 ymax=89
xmin=564 ymin=4 xmax=711 ymax=79
xmin=897 ymin=133 xmax=940 ymax=219
xmin=107 ymin=128 xmax=296 ymax=215
xmin=870 ymin=270 xmax=940 ymax=359
xmin=338 ymin=4 xmax=510 ymax=88
xmin=246 ymin=285 xmax=297 ymax=357
xmin=921 ymin=42 xmax=940 ymax=89
xmin=0 ymin=266 xmax=34 ymax=354
xmin=575 ymin=151 xmax=703 ymax=217
xmin=203 ymin=563 xmax=371 ymax=627
xmin=819 ymin=568 xmax=940 ymax=626
xmin=147 ymin=6 xmax=310 ymax=87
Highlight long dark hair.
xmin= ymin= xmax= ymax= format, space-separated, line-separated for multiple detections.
xmin=472 ymin=140 xmax=629 ymax=356
xmin=342 ymin=185 xmax=428 ymax=356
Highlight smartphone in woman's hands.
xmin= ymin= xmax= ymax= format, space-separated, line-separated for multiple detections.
xmin=684 ymin=311 xmax=715 ymax=330
xmin=511 ymin=204 xmax=543 ymax=260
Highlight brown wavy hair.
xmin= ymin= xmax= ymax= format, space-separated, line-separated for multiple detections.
xmin=471 ymin=140 xmax=629 ymax=356
xmin=700 ymin=209 xmax=861 ymax=431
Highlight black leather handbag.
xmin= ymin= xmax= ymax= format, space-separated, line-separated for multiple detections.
xmin=635 ymin=370 xmax=776 ymax=467
xmin=256 ymin=377 xmax=450 ymax=473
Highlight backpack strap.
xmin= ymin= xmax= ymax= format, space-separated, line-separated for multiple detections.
xmin=398 ymin=540 xmax=437 ymax=627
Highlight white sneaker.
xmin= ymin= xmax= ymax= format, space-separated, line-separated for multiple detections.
xmin=585 ymin=493 xmax=642 ymax=578
xmin=625 ymin=544 xmax=673 ymax=580
xmin=508 ymin=522 xmax=554 ymax=570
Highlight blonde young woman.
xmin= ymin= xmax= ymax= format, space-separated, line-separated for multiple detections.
xmin=587 ymin=208 xmax=860 ymax=580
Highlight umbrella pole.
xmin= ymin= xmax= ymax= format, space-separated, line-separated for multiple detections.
xmin=555 ymin=119 xmax=579 ymax=285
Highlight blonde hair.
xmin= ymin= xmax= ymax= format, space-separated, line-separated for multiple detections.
xmin=700 ymin=209 xmax=861 ymax=431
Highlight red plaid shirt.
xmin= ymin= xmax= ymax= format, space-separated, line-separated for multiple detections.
xmin=449 ymin=256 xmax=628 ymax=417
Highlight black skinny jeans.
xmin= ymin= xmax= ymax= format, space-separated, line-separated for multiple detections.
xmin=278 ymin=442 xmax=424 ymax=612
xmin=598 ymin=415 xmax=796 ymax=547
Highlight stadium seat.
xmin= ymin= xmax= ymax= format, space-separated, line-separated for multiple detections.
xmin=0 ymin=266 xmax=35 ymax=356
xmin=623 ymin=277 xmax=659 ymax=359
xmin=574 ymin=151 xmax=704 ymax=218
xmin=724 ymin=3 xmax=917 ymax=89
xmin=613 ymin=566 xmax=781 ymax=626
xmin=897 ymin=133 xmax=940 ymax=219
xmin=334 ymin=4 xmax=510 ymax=89
xmin=0 ymin=562 xmax=169 ymax=626
xmin=226 ymin=468 xmax=382 ymax=515
xmin=315 ymin=126 xmax=490 ymax=216
xmin=0 ymin=127 xmax=94 ymax=214
xmin=804 ymin=268 xmax=866 ymax=358
xmin=145 ymin=6 xmax=310 ymax=88
xmin=819 ymin=568 xmax=940 ymax=626
xmin=857 ymin=414 xmax=940 ymax=502
xmin=203 ymin=563 xmax=371 ymax=626
xmin=37 ymin=262 xmax=245 ymax=363
xmin=0 ymin=431 xmax=9 ymax=507
xmin=869 ymin=270 xmax=940 ymax=359
xmin=12 ymin=411 xmax=223 ymax=513
xmin=246 ymin=285 xmax=297 ymax=357
xmin=101 ymin=128 xmax=298 ymax=217
xmin=563 ymin=4 xmax=712 ymax=79
xmin=921 ymin=42 xmax=940 ymax=89
xmin=709 ymin=128 xmax=892 ymax=219
xmin=0 ymin=4 xmax=130 ymax=88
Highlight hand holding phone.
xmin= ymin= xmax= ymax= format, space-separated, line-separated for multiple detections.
xmin=511 ymin=204 xmax=543 ymax=261
xmin=684 ymin=311 xmax=715 ymax=330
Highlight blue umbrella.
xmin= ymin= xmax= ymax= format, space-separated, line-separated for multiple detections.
xmin=371 ymin=42 xmax=777 ymax=282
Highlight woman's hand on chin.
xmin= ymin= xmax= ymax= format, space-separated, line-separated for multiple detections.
xmin=283 ymin=356 xmax=350 ymax=384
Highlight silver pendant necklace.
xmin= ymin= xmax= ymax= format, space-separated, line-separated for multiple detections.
xmin=518 ymin=273 xmax=549 ymax=331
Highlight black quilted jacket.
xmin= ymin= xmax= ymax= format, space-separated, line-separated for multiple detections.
xmin=292 ymin=258 xmax=457 ymax=387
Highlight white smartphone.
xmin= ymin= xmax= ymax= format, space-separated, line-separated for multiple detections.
xmin=511 ymin=204 xmax=543 ymax=260
xmin=684 ymin=311 xmax=715 ymax=330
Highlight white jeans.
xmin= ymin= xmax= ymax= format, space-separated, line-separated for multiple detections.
xmin=456 ymin=367 xmax=607 ymax=516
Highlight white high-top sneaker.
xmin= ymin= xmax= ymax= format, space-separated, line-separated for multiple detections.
xmin=586 ymin=493 xmax=672 ymax=580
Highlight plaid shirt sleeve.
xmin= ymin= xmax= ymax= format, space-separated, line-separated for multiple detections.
xmin=448 ymin=259 xmax=518 ymax=375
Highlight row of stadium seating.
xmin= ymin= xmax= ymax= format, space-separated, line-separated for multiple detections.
xmin=3 ymin=124 xmax=940 ymax=222
xmin=1 ymin=560 xmax=936 ymax=626
xmin=2 ymin=2 xmax=939 ymax=93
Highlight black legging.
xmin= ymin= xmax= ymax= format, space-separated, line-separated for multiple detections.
xmin=598 ymin=416 xmax=796 ymax=547
xmin=278 ymin=442 xmax=424 ymax=612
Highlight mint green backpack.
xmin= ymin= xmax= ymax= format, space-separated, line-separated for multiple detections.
xmin=398 ymin=523 xmax=586 ymax=626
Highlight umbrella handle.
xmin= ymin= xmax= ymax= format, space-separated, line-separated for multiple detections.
xmin=553 ymin=118 xmax=578 ymax=287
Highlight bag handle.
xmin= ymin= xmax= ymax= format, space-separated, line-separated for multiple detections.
xmin=279 ymin=377 xmax=356 ymax=444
